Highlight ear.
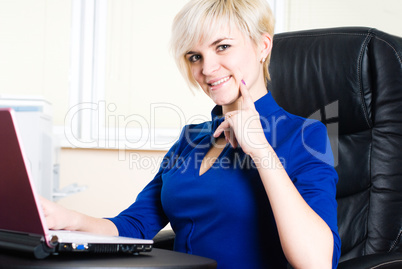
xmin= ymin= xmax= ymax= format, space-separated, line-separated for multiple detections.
xmin=259 ymin=33 xmax=273 ymax=60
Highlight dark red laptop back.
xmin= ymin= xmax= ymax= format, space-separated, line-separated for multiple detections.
xmin=0 ymin=108 xmax=46 ymax=236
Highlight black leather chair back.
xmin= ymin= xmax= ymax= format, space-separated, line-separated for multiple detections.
xmin=269 ymin=27 xmax=402 ymax=263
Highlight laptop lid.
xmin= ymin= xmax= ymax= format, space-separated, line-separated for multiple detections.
xmin=0 ymin=108 xmax=152 ymax=258
xmin=0 ymin=108 xmax=48 ymax=238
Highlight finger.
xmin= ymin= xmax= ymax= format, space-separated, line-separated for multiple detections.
xmin=214 ymin=110 xmax=240 ymax=137
xmin=223 ymin=127 xmax=237 ymax=148
xmin=224 ymin=129 xmax=230 ymax=144
xmin=46 ymin=216 xmax=55 ymax=229
xmin=232 ymin=70 xmax=253 ymax=109
xmin=39 ymin=196 xmax=50 ymax=214
xmin=223 ymin=115 xmax=239 ymax=148
xmin=213 ymin=120 xmax=230 ymax=138
xmin=230 ymin=134 xmax=238 ymax=148
xmin=224 ymin=128 xmax=236 ymax=148
xmin=239 ymin=79 xmax=254 ymax=108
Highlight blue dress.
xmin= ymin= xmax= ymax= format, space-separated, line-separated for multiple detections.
xmin=108 ymin=92 xmax=341 ymax=268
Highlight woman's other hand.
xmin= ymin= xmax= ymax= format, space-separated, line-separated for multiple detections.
xmin=39 ymin=196 xmax=80 ymax=231
xmin=213 ymin=75 xmax=269 ymax=157
xmin=39 ymin=196 xmax=119 ymax=236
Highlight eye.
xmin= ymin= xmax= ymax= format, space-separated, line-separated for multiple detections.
xmin=217 ymin=44 xmax=231 ymax=51
xmin=188 ymin=54 xmax=201 ymax=63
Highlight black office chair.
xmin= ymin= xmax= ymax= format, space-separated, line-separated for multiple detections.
xmin=269 ymin=27 xmax=402 ymax=268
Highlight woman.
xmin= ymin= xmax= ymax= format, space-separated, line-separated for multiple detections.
xmin=42 ymin=0 xmax=341 ymax=268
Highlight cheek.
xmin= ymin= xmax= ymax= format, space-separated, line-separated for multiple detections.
xmin=191 ymin=65 xmax=203 ymax=83
xmin=190 ymin=66 xmax=210 ymax=95
xmin=236 ymin=53 xmax=260 ymax=83
xmin=225 ymin=51 xmax=256 ymax=75
xmin=223 ymin=54 xmax=242 ymax=69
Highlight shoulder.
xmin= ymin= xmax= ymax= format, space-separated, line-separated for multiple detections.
xmin=288 ymin=114 xmax=332 ymax=163
xmin=261 ymin=107 xmax=328 ymax=151
xmin=278 ymin=108 xmax=327 ymax=135
xmin=165 ymin=120 xmax=213 ymax=155
xmin=177 ymin=121 xmax=213 ymax=144
xmin=270 ymin=108 xmax=329 ymax=146
xmin=269 ymin=109 xmax=335 ymax=174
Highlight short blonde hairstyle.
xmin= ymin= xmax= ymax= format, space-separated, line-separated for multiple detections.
xmin=170 ymin=0 xmax=275 ymax=89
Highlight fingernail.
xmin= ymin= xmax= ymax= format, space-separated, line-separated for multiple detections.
xmin=241 ymin=79 xmax=246 ymax=85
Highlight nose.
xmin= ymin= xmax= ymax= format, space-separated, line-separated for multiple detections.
xmin=202 ymin=55 xmax=220 ymax=76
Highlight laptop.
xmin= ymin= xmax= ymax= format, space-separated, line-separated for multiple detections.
xmin=0 ymin=108 xmax=153 ymax=259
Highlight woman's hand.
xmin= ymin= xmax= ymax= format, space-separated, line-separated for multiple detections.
xmin=213 ymin=76 xmax=269 ymax=157
xmin=39 ymin=196 xmax=119 ymax=236
xmin=39 ymin=196 xmax=80 ymax=231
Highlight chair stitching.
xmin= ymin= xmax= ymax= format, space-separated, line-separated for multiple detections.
xmin=371 ymin=259 xmax=402 ymax=269
xmin=388 ymin=229 xmax=402 ymax=252
xmin=274 ymin=31 xmax=402 ymax=66
xmin=365 ymin=136 xmax=373 ymax=256
xmin=364 ymin=34 xmax=402 ymax=256
xmin=274 ymin=32 xmax=367 ymax=40
xmin=356 ymin=33 xmax=373 ymax=129
xmin=372 ymin=36 xmax=402 ymax=65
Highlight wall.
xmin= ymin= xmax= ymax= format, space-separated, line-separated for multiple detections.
xmin=0 ymin=0 xmax=71 ymax=126
xmin=286 ymin=0 xmax=402 ymax=36
xmin=58 ymin=148 xmax=167 ymax=218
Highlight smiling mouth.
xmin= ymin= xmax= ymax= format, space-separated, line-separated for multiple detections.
xmin=209 ymin=76 xmax=231 ymax=87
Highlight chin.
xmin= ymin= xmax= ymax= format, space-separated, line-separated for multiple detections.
xmin=205 ymin=84 xmax=240 ymax=106
xmin=211 ymin=94 xmax=239 ymax=107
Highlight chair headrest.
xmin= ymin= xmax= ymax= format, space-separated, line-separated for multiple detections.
xmin=269 ymin=27 xmax=402 ymax=135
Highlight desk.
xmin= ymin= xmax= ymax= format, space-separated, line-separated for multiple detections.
xmin=0 ymin=248 xmax=217 ymax=269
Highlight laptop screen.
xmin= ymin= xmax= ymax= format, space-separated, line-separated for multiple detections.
xmin=0 ymin=108 xmax=47 ymax=237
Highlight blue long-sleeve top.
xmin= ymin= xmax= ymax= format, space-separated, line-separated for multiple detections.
xmin=108 ymin=92 xmax=341 ymax=268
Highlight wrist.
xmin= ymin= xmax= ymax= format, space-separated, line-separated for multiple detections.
xmin=249 ymin=143 xmax=272 ymax=160
xmin=250 ymin=144 xmax=284 ymax=170
xmin=69 ymin=210 xmax=86 ymax=231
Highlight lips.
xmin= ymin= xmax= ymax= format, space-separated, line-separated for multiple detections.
xmin=207 ymin=76 xmax=231 ymax=88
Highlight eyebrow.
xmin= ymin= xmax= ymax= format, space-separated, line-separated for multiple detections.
xmin=210 ymin=37 xmax=233 ymax=47
xmin=186 ymin=37 xmax=234 ymax=56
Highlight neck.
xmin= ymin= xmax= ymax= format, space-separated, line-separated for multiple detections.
xmin=222 ymin=98 xmax=242 ymax=115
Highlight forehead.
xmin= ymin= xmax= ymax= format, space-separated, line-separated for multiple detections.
xmin=189 ymin=22 xmax=244 ymax=51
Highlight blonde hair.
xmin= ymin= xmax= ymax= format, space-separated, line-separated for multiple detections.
xmin=170 ymin=0 xmax=275 ymax=89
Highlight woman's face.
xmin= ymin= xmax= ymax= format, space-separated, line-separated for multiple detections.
xmin=186 ymin=25 xmax=265 ymax=106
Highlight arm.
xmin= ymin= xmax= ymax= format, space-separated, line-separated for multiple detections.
xmin=40 ymin=172 xmax=168 ymax=239
xmin=40 ymin=196 xmax=118 ymax=236
xmin=41 ymin=176 xmax=167 ymax=239
xmin=40 ymin=142 xmax=177 ymax=238
xmin=214 ymin=78 xmax=335 ymax=268
xmin=251 ymin=144 xmax=334 ymax=269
